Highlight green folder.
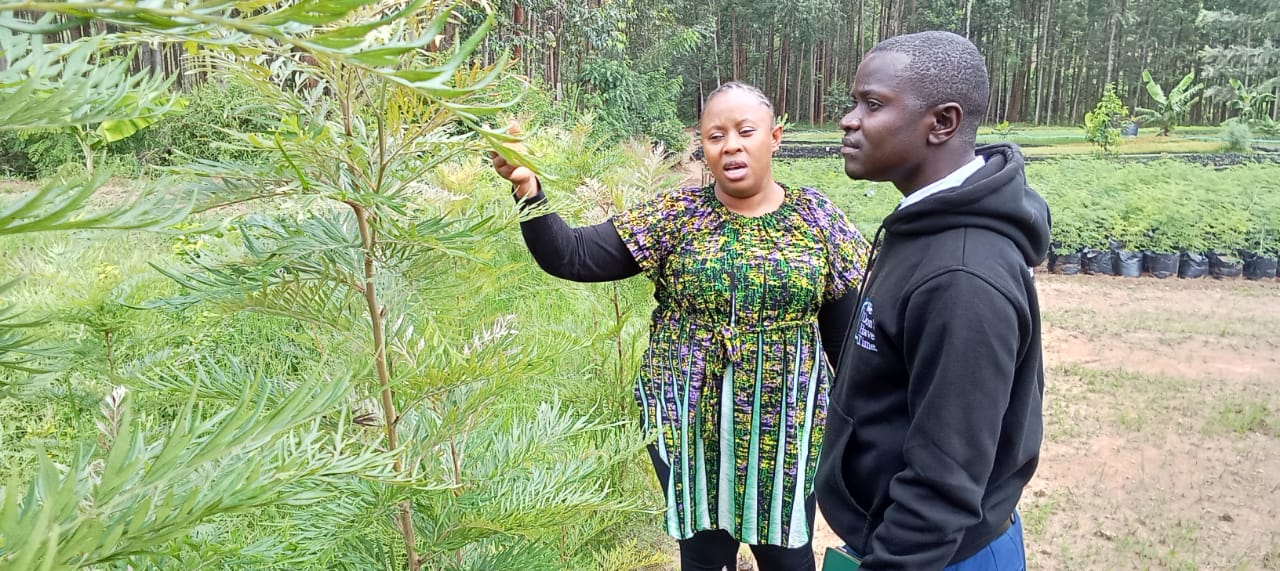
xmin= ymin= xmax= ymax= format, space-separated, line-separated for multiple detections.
xmin=823 ymin=546 xmax=862 ymax=571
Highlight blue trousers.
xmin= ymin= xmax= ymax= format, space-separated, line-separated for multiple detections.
xmin=841 ymin=512 xmax=1025 ymax=571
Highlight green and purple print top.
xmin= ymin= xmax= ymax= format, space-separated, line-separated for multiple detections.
xmin=613 ymin=183 xmax=868 ymax=548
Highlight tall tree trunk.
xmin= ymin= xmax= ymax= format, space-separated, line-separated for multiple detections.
xmin=1033 ymin=0 xmax=1052 ymax=124
xmin=965 ymin=0 xmax=975 ymax=38
xmin=848 ymin=0 xmax=860 ymax=84
xmin=788 ymin=43 xmax=798 ymax=121
xmin=711 ymin=5 xmax=723 ymax=84
xmin=731 ymin=16 xmax=740 ymax=80
xmin=857 ymin=0 xmax=866 ymax=63
xmin=1008 ymin=66 xmax=1028 ymax=122
xmin=1047 ymin=35 xmax=1062 ymax=124
xmin=810 ymin=44 xmax=818 ymax=124
xmin=876 ymin=0 xmax=885 ymax=41
xmin=765 ymin=31 xmax=776 ymax=97
xmin=778 ymin=36 xmax=789 ymax=116
xmin=1104 ymin=0 xmax=1120 ymax=86
xmin=1070 ymin=51 xmax=1084 ymax=125
xmin=512 ymin=3 xmax=524 ymax=61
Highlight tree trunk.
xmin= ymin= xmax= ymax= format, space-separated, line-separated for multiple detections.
xmin=512 ymin=3 xmax=524 ymax=61
xmin=773 ymin=34 xmax=783 ymax=115
xmin=809 ymin=44 xmax=817 ymax=123
xmin=965 ymin=0 xmax=975 ymax=38
xmin=1033 ymin=0 xmax=1052 ymax=124
xmin=788 ymin=44 xmax=798 ymax=120
xmin=857 ymin=0 xmax=866 ymax=63
xmin=731 ymin=16 xmax=740 ymax=80
xmin=1008 ymin=65 xmax=1028 ymax=122
xmin=765 ymin=31 xmax=776 ymax=97
xmin=710 ymin=0 xmax=723 ymax=85
xmin=350 ymin=202 xmax=420 ymax=571
xmin=1070 ymin=51 xmax=1084 ymax=125
xmin=1105 ymin=0 xmax=1119 ymax=85
xmin=848 ymin=0 xmax=860 ymax=84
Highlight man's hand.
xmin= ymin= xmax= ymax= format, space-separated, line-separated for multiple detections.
xmin=490 ymin=120 xmax=538 ymax=199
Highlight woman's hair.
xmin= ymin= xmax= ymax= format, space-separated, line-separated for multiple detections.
xmin=700 ymin=81 xmax=775 ymax=122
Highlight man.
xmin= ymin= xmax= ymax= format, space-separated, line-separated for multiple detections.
xmin=816 ymin=31 xmax=1051 ymax=571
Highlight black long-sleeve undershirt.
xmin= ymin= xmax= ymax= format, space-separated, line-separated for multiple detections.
xmin=516 ymin=190 xmax=856 ymax=365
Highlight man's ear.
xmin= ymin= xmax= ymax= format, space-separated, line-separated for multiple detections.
xmin=927 ymin=102 xmax=963 ymax=145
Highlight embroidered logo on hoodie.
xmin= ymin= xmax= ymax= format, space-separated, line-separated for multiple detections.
xmin=854 ymin=299 xmax=878 ymax=352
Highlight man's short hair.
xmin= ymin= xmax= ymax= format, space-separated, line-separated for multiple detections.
xmin=869 ymin=31 xmax=990 ymax=141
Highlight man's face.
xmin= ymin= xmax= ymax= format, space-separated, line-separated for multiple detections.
xmin=700 ymin=90 xmax=782 ymax=198
xmin=839 ymin=51 xmax=933 ymax=185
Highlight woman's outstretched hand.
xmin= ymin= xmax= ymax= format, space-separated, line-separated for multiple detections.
xmin=490 ymin=121 xmax=538 ymax=200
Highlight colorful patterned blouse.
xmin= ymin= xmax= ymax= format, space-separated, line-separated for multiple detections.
xmin=613 ymin=183 xmax=868 ymax=548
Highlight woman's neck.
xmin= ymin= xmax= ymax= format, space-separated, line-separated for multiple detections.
xmin=714 ymin=181 xmax=785 ymax=217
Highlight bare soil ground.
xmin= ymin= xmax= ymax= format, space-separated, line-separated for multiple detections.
xmin=800 ymin=274 xmax=1280 ymax=570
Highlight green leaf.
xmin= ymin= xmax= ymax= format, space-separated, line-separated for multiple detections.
xmin=0 ymin=29 xmax=180 ymax=130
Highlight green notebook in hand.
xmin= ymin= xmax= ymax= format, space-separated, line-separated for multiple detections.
xmin=822 ymin=546 xmax=862 ymax=571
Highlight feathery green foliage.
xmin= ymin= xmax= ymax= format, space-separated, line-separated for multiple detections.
xmin=0 ymin=26 xmax=179 ymax=131
xmin=0 ymin=364 xmax=401 ymax=570
xmin=2 ymin=1 xmax=670 ymax=569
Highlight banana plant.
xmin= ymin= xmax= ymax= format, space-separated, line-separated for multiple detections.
xmin=1135 ymin=69 xmax=1204 ymax=136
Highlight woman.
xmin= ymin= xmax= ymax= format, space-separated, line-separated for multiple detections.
xmin=492 ymin=82 xmax=868 ymax=571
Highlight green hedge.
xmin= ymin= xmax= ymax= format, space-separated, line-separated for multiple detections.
xmin=1031 ymin=159 xmax=1278 ymax=256
xmin=774 ymin=157 xmax=1280 ymax=256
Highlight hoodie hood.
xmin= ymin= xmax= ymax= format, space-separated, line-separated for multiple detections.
xmin=881 ymin=143 xmax=1050 ymax=266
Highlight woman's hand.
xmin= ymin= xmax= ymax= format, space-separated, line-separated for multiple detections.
xmin=490 ymin=121 xmax=538 ymax=200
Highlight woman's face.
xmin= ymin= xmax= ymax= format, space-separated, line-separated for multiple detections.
xmin=700 ymin=90 xmax=782 ymax=198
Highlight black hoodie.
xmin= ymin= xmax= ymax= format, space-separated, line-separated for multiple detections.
xmin=816 ymin=144 xmax=1051 ymax=570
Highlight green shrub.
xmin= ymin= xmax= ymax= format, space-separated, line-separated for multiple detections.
xmin=0 ymin=130 xmax=37 ymax=178
xmin=14 ymin=129 xmax=81 ymax=177
xmin=823 ymin=83 xmax=854 ymax=122
xmin=1083 ymin=84 xmax=1128 ymax=153
xmin=1220 ymin=119 xmax=1254 ymax=153
xmin=113 ymin=79 xmax=273 ymax=167
xmin=2 ymin=80 xmax=272 ymax=178
xmin=580 ymin=59 xmax=688 ymax=154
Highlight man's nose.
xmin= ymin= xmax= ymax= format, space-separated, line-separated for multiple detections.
xmin=840 ymin=110 xmax=860 ymax=131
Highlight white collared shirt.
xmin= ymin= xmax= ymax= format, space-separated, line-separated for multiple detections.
xmin=897 ymin=155 xmax=986 ymax=211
